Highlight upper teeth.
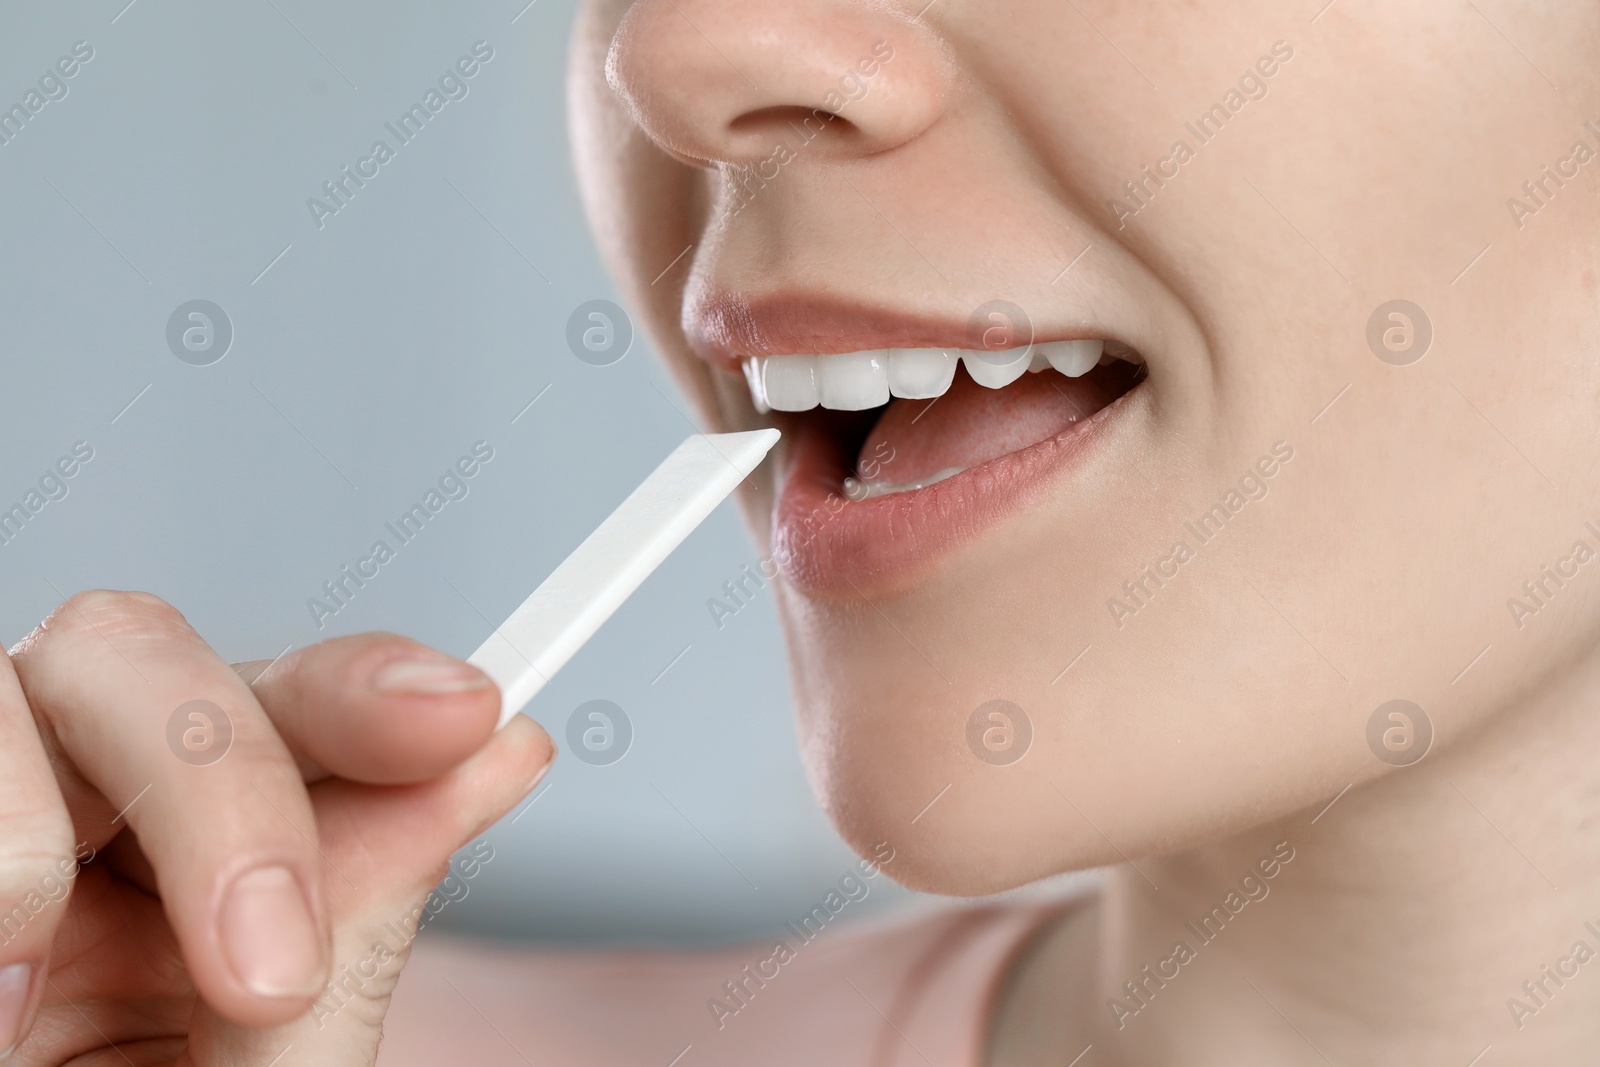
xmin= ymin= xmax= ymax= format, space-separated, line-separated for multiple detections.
xmin=744 ymin=339 xmax=1108 ymax=413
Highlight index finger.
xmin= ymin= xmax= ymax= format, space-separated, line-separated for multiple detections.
xmin=11 ymin=590 xmax=333 ymax=1028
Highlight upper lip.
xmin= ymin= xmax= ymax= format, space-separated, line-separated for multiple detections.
xmin=683 ymin=289 xmax=1120 ymax=374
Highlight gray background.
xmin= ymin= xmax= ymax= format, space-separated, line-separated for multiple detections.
xmin=0 ymin=0 xmax=921 ymax=943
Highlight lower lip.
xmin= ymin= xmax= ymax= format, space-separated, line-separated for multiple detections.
xmin=769 ymin=382 xmax=1146 ymax=595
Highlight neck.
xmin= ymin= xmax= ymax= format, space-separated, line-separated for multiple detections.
xmin=997 ymin=648 xmax=1600 ymax=1066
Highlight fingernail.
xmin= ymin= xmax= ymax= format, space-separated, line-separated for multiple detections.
xmin=0 ymin=966 xmax=36 ymax=1055
xmin=219 ymin=866 xmax=326 ymax=998
xmin=373 ymin=657 xmax=491 ymax=694
xmin=0 ymin=962 xmax=35 ymax=1058
xmin=524 ymin=756 xmax=554 ymax=797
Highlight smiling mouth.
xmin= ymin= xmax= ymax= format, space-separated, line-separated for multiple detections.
xmin=742 ymin=340 xmax=1146 ymax=499
xmin=732 ymin=334 xmax=1148 ymax=592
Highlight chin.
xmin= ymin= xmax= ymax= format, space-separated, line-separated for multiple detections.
xmin=814 ymin=756 xmax=1110 ymax=898
xmin=784 ymin=628 xmax=1127 ymax=898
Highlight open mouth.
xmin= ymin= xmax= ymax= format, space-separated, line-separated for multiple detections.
xmin=742 ymin=338 xmax=1149 ymax=593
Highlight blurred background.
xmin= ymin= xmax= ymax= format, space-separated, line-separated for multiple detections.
xmin=0 ymin=0 xmax=924 ymax=943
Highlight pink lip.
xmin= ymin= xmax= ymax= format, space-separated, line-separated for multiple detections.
xmin=769 ymin=381 xmax=1144 ymax=595
xmin=683 ymin=289 xmax=1104 ymax=371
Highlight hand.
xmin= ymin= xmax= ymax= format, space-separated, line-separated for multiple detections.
xmin=0 ymin=590 xmax=554 ymax=1066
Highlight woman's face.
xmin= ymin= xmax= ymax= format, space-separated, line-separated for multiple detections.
xmin=570 ymin=0 xmax=1600 ymax=893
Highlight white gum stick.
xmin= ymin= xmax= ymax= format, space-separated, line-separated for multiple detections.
xmin=469 ymin=429 xmax=780 ymax=728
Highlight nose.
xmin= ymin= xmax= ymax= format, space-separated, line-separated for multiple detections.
xmin=605 ymin=0 xmax=952 ymax=166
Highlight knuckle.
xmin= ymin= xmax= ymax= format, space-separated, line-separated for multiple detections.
xmin=60 ymin=588 xmax=184 ymax=629
xmin=33 ymin=589 xmax=194 ymax=651
xmin=0 ymin=810 xmax=77 ymax=904
xmin=0 ymin=843 xmax=74 ymax=889
xmin=0 ymin=792 xmax=75 ymax=850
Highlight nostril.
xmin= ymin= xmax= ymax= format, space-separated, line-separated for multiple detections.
xmin=728 ymin=105 xmax=861 ymax=142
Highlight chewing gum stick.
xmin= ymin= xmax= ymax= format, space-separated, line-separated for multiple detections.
xmin=470 ymin=429 xmax=780 ymax=728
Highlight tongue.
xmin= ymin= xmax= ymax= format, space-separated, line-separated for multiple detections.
xmin=856 ymin=363 xmax=1131 ymax=490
